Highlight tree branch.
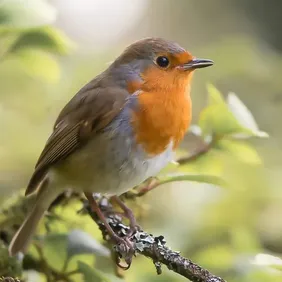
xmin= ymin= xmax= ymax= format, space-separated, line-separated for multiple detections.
xmin=85 ymin=198 xmax=226 ymax=282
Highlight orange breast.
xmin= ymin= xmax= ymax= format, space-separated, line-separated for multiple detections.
xmin=131 ymin=68 xmax=193 ymax=156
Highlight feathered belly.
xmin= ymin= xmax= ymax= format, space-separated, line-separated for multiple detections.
xmin=51 ymin=117 xmax=174 ymax=196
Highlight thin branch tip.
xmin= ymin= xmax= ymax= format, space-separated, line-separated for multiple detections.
xmin=86 ymin=198 xmax=227 ymax=282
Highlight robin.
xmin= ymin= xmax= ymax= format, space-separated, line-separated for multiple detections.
xmin=9 ymin=37 xmax=213 ymax=260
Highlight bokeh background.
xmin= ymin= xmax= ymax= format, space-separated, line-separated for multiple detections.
xmin=1 ymin=0 xmax=282 ymax=281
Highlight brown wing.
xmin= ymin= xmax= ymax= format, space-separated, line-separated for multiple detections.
xmin=25 ymin=82 xmax=128 ymax=196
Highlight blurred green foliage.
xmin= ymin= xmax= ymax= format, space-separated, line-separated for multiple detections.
xmin=1 ymin=1 xmax=282 ymax=282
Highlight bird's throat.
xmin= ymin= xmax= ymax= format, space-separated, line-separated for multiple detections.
xmin=131 ymin=84 xmax=192 ymax=156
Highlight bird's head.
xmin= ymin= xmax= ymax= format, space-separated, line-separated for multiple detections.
xmin=109 ymin=37 xmax=213 ymax=93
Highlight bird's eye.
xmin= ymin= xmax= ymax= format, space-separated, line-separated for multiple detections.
xmin=156 ymin=56 xmax=170 ymax=68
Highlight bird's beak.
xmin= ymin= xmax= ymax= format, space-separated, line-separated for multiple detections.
xmin=183 ymin=58 xmax=214 ymax=70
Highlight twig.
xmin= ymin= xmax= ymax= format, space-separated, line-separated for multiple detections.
xmin=177 ymin=135 xmax=217 ymax=165
xmin=123 ymin=177 xmax=160 ymax=199
xmin=140 ymin=233 xmax=226 ymax=282
xmin=86 ymin=198 xmax=226 ymax=282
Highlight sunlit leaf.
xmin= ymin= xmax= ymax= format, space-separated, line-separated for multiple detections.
xmin=0 ymin=29 xmax=19 ymax=58
xmin=77 ymin=261 xmax=110 ymax=282
xmin=9 ymin=26 xmax=73 ymax=55
xmin=177 ymin=148 xmax=226 ymax=176
xmin=198 ymin=103 xmax=252 ymax=137
xmin=218 ymin=139 xmax=262 ymax=165
xmin=207 ymin=83 xmax=226 ymax=105
xmin=11 ymin=50 xmax=60 ymax=82
xmin=227 ymin=92 xmax=268 ymax=138
xmin=199 ymin=85 xmax=259 ymax=137
xmin=67 ymin=229 xmax=110 ymax=259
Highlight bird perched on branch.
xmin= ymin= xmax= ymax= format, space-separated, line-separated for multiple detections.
xmin=9 ymin=37 xmax=213 ymax=264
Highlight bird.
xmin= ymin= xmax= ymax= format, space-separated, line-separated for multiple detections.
xmin=9 ymin=37 xmax=213 ymax=260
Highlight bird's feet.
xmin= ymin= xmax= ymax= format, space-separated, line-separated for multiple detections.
xmin=113 ymin=236 xmax=135 ymax=269
xmin=111 ymin=195 xmax=141 ymax=237
xmin=110 ymin=196 xmax=142 ymax=269
xmin=85 ymin=193 xmax=137 ymax=269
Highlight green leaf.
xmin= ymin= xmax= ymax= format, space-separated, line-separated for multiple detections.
xmin=177 ymin=148 xmax=227 ymax=176
xmin=199 ymin=104 xmax=252 ymax=137
xmin=159 ymin=173 xmax=226 ymax=188
xmin=207 ymin=83 xmax=226 ymax=105
xmin=42 ymin=230 xmax=110 ymax=272
xmin=218 ymin=139 xmax=262 ymax=165
xmin=227 ymin=92 xmax=268 ymax=138
xmin=77 ymin=261 xmax=110 ymax=282
xmin=12 ymin=49 xmax=60 ymax=82
xmin=0 ymin=29 xmax=19 ymax=58
xmin=199 ymin=85 xmax=255 ymax=137
xmin=9 ymin=26 xmax=73 ymax=55
xmin=67 ymin=229 xmax=110 ymax=259
xmin=41 ymin=233 xmax=68 ymax=270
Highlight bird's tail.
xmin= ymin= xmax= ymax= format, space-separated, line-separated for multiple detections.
xmin=8 ymin=202 xmax=46 ymax=256
xmin=9 ymin=180 xmax=58 ymax=256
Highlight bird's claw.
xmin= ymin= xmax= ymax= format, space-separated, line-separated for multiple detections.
xmin=114 ymin=237 xmax=135 ymax=270
xmin=116 ymin=255 xmax=132 ymax=270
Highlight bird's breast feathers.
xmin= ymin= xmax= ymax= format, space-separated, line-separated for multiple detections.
xmin=130 ymin=86 xmax=192 ymax=156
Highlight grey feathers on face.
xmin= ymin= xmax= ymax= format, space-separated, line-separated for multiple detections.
xmin=114 ymin=37 xmax=186 ymax=65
